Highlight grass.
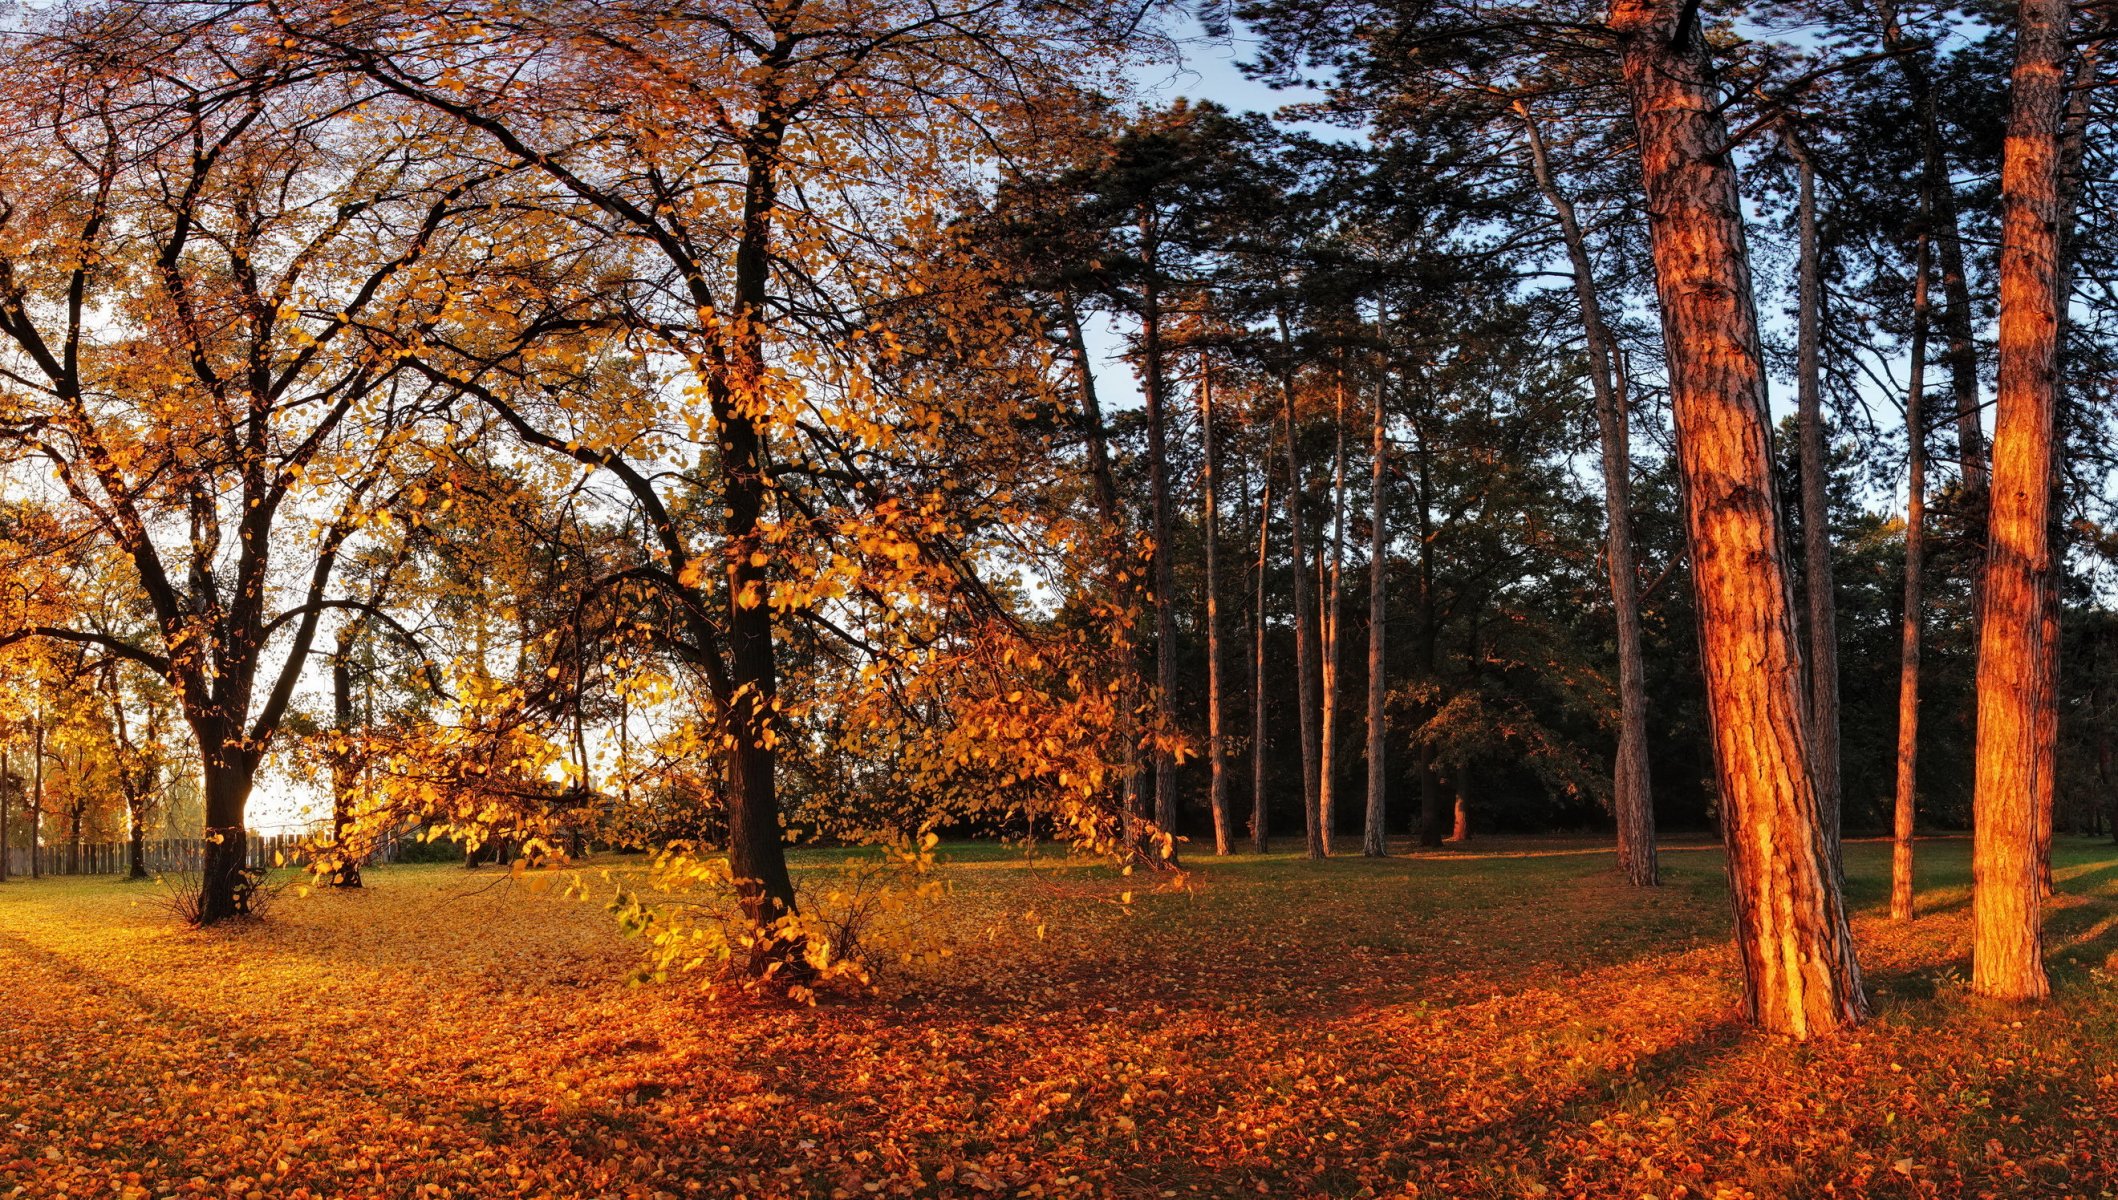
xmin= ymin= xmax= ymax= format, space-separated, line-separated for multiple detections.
xmin=4 ymin=834 xmax=2118 ymax=1199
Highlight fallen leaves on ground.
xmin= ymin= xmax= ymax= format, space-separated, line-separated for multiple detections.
xmin=3 ymin=836 xmax=2118 ymax=1199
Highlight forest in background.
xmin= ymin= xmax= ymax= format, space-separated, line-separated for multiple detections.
xmin=0 ymin=0 xmax=2106 ymax=1031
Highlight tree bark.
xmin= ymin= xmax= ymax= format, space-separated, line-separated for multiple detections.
xmin=0 ymin=747 xmax=9 ymax=884
xmin=1785 ymin=127 xmax=1842 ymax=873
xmin=1363 ymin=331 xmax=1391 ymax=858
xmin=1139 ymin=216 xmax=1181 ymax=855
xmin=330 ymin=638 xmax=363 ymax=888
xmin=1516 ymin=100 xmax=1656 ymax=885
xmin=1251 ymin=466 xmax=1274 ymax=854
xmin=1893 ymin=232 xmax=1932 ymax=922
xmin=1317 ymin=371 xmax=1349 ymax=856
xmin=1277 ymin=313 xmax=1324 ymax=859
xmin=1613 ymin=0 xmax=1868 ymax=1036
xmin=1969 ymin=0 xmax=2070 ymax=1005
xmin=31 ymin=716 xmax=44 ymax=881
xmin=1201 ymin=361 xmax=1231 ymax=855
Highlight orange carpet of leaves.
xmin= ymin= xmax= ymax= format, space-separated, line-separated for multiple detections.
xmin=4 ymin=837 xmax=2118 ymax=1200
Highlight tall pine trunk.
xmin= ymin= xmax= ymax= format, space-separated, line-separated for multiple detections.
xmin=1875 ymin=0 xmax=1988 ymax=501
xmin=1893 ymin=232 xmax=1933 ymax=922
xmin=1201 ymin=363 xmax=1231 ymax=855
xmin=1786 ymin=128 xmax=1842 ymax=872
xmin=1517 ymin=100 xmax=1656 ymax=885
xmin=1317 ymin=374 xmax=1349 ymax=856
xmin=1613 ymin=0 xmax=1867 ymax=1036
xmin=1278 ymin=317 xmax=1323 ymax=858
xmin=1363 ymin=337 xmax=1391 ymax=858
xmin=1968 ymin=0 xmax=2070 ymax=1004
xmin=1140 ymin=219 xmax=1181 ymax=855
xmin=1251 ymin=468 xmax=1274 ymax=854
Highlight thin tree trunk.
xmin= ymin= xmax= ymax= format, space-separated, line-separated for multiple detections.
xmin=0 ymin=746 xmax=9 ymax=884
xmin=2033 ymin=37 xmax=2103 ymax=898
xmin=1363 ymin=329 xmax=1391 ymax=858
xmin=1516 ymin=100 xmax=1656 ymax=885
xmin=1201 ymin=362 xmax=1231 ymax=855
xmin=1612 ymin=0 xmax=1867 ymax=1036
xmin=1413 ymin=436 xmax=1447 ymax=848
xmin=1875 ymin=0 xmax=1988 ymax=500
xmin=1969 ymin=0 xmax=2070 ymax=1004
xmin=1278 ymin=311 xmax=1324 ymax=859
xmin=31 ymin=716 xmax=43 ymax=881
xmin=1786 ymin=127 xmax=1842 ymax=873
xmin=1893 ymin=232 xmax=1933 ymax=922
xmin=1318 ymin=371 xmax=1348 ymax=856
xmin=1252 ymin=467 xmax=1274 ymax=854
xmin=1139 ymin=218 xmax=1181 ymax=857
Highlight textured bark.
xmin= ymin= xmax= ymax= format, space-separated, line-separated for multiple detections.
xmin=1317 ymin=375 xmax=1348 ymax=856
xmin=1277 ymin=320 xmax=1323 ymax=859
xmin=1517 ymin=101 xmax=1656 ymax=885
xmin=0 ymin=747 xmax=9 ymax=884
xmin=1969 ymin=0 xmax=2069 ymax=1004
xmin=1786 ymin=128 xmax=1842 ymax=874
xmin=1893 ymin=233 xmax=1932 ymax=922
xmin=1251 ymin=468 xmax=1274 ymax=854
xmin=1613 ymin=0 xmax=1868 ymax=1036
xmin=1201 ymin=363 xmax=1231 ymax=855
xmin=1362 ymin=343 xmax=1391 ymax=858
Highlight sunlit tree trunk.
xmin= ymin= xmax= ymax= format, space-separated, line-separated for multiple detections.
xmin=1893 ymin=233 xmax=1932 ymax=922
xmin=1277 ymin=312 xmax=1323 ymax=859
xmin=1613 ymin=0 xmax=1867 ymax=1036
xmin=1201 ymin=362 xmax=1231 ymax=855
xmin=1252 ymin=468 xmax=1274 ymax=854
xmin=1138 ymin=217 xmax=1181 ymax=854
xmin=1317 ymin=372 xmax=1348 ymax=856
xmin=1969 ymin=0 xmax=2071 ymax=1005
xmin=1785 ymin=128 xmax=1842 ymax=872
xmin=1363 ymin=336 xmax=1391 ymax=858
xmin=1516 ymin=100 xmax=1656 ymax=885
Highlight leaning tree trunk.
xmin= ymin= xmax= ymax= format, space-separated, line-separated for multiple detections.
xmin=1893 ymin=232 xmax=1933 ymax=922
xmin=1969 ymin=0 xmax=2071 ymax=1005
xmin=1201 ymin=362 xmax=1231 ymax=855
xmin=1363 ymin=335 xmax=1391 ymax=858
xmin=1251 ymin=468 xmax=1274 ymax=854
xmin=1517 ymin=100 xmax=1656 ymax=885
xmin=1786 ymin=127 xmax=1842 ymax=874
xmin=1613 ymin=0 xmax=1868 ymax=1037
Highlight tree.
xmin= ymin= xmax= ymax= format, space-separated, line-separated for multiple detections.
xmin=1610 ymin=0 xmax=1866 ymax=1035
xmin=1969 ymin=0 xmax=2075 ymax=1005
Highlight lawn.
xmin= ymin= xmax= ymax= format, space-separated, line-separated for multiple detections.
xmin=4 ymin=836 xmax=2118 ymax=1200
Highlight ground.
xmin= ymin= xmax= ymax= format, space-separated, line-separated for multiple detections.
xmin=3 ymin=836 xmax=2118 ymax=1200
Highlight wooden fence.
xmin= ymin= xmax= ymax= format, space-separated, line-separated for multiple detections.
xmin=1 ymin=831 xmax=398 ymax=879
